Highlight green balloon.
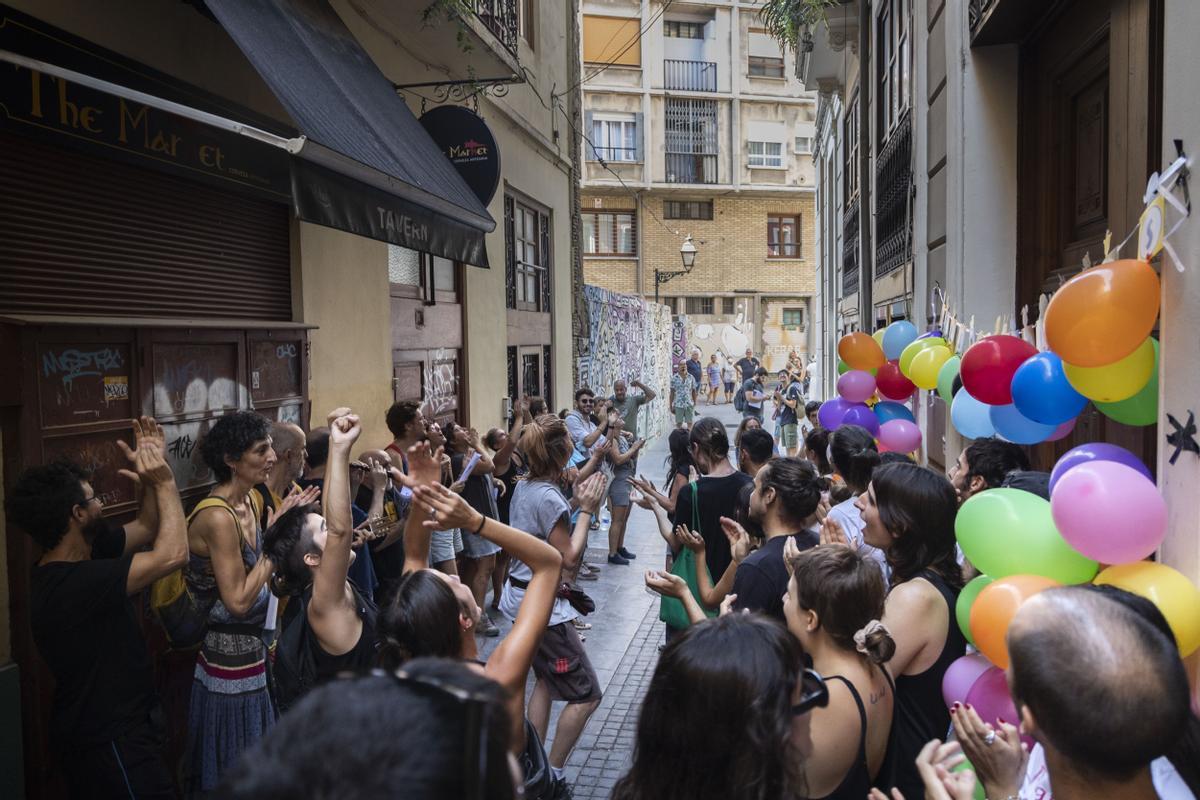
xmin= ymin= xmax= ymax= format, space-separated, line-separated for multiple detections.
xmin=900 ymin=337 xmax=947 ymax=377
xmin=955 ymin=489 xmax=1099 ymax=584
xmin=837 ymin=359 xmax=850 ymax=375
xmin=1096 ymin=338 xmax=1158 ymax=426
xmin=951 ymin=759 xmax=987 ymax=800
xmin=937 ymin=355 xmax=962 ymax=404
xmin=956 ymin=574 xmax=993 ymax=645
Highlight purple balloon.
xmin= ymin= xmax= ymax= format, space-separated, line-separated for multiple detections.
xmin=1048 ymin=442 xmax=1153 ymax=495
xmin=818 ymin=397 xmax=852 ymax=429
xmin=942 ymin=653 xmax=992 ymax=709
xmin=837 ymin=370 xmax=877 ymax=404
xmin=841 ymin=403 xmax=881 ymax=436
xmin=918 ymin=329 xmax=945 ymax=340
xmin=879 ymin=419 xmax=922 ymax=452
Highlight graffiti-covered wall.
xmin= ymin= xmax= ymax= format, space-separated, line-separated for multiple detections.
xmin=578 ymin=285 xmax=673 ymax=439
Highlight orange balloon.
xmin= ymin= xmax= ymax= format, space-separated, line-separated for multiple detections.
xmin=838 ymin=332 xmax=886 ymax=371
xmin=969 ymin=575 xmax=1060 ymax=669
xmin=1044 ymin=259 xmax=1160 ymax=367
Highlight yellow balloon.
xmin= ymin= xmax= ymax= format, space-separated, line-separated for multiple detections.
xmin=909 ymin=345 xmax=953 ymax=390
xmin=899 ymin=337 xmax=948 ymax=378
xmin=873 ymin=329 xmax=887 ymax=348
xmin=1095 ymin=561 xmax=1200 ymax=656
xmin=1063 ymin=338 xmax=1156 ymax=403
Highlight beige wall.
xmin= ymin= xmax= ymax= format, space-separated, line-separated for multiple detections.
xmin=297 ymin=223 xmax=393 ymax=449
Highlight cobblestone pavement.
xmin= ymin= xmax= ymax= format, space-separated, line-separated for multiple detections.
xmin=478 ymin=399 xmax=746 ymax=797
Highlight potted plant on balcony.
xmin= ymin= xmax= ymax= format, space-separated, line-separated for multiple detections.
xmin=757 ymin=0 xmax=839 ymax=51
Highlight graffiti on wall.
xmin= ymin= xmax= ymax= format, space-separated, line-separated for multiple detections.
xmin=421 ymin=348 xmax=459 ymax=419
xmin=577 ymin=285 xmax=673 ymax=439
xmin=671 ymin=316 xmax=689 ymax=366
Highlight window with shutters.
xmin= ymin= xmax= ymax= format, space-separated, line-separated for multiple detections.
xmin=582 ymin=15 xmax=641 ymax=65
xmin=583 ymin=211 xmax=636 ymax=256
xmin=506 ymin=195 xmax=552 ymax=312
xmin=877 ymin=0 xmax=911 ymax=147
xmin=684 ymin=296 xmax=714 ymax=315
xmin=722 ymin=297 xmax=736 ymax=315
xmin=663 ymin=200 xmax=714 ymax=220
xmin=590 ymin=114 xmax=639 ymax=162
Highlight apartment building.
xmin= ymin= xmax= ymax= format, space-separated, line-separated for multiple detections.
xmin=578 ymin=0 xmax=818 ymax=373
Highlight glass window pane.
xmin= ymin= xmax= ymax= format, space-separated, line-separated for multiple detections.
xmin=583 ymin=214 xmax=597 ymax=253
xmin=432 ymin=256 xmax=456 ymax=291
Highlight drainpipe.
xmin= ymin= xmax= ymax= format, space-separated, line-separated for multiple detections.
xmin=857 ymin=0 xmax=873 ymax=330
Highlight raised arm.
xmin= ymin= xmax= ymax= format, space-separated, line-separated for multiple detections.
xmin=310 ymin=408 xmax=361 ymax=627
xmin=122 ymin=418 xmax=188 ymax=594
xmin=120 ymin=417 xmax=167 ymax=552
xmin=548 ymin=473 xmax=606 ymax=572
xmin=398 ymin=441 xmax=446 ymax=574
xmin=493 ymin=399 xmax=526 ymax=474
xmin=633 ymin=379 xmax=657 ymax=403
xmin=610 ymin=438 xmax=645 ymax=466
xmin=463 ymin=428 xmax=495 ymax=475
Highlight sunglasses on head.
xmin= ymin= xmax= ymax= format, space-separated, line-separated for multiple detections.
xmin=792 ymin=668 xmax=829 ymax=716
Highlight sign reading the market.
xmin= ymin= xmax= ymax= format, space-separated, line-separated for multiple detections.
xmin=419 ymin=105 xmax=501 ymax=206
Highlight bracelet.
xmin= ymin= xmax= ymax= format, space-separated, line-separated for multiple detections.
xmin=472 ymin=515 xmax=487 ymax=535
xmin=577 ymin=510 xmax=593 ymax=517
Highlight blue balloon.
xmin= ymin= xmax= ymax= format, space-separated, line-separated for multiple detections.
xmin=1010 ymin=352 xmax=1088 ymax=426
xmin=882 ymin=321 xmax=919 ymax=360
xmin=989 ymin=403 xmax=1057 ymax=445
xmin=874 ymin=400 xmax=916 ymax=424
xmin=951 ymin=390 xmax=996 ymax=440
xmin=841 ymin=403 xmax=881 ymax=437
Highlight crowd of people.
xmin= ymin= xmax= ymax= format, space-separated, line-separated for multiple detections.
xmin=5 ymin=345 xmax=1197 ymax=799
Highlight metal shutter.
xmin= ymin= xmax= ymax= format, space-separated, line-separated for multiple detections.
xmin=0 ymin=131 xmax=291 ymax=320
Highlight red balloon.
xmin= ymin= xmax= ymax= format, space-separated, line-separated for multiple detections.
xmin=960 ymin=336 xmax=1037 ymax=405
xmin=876 ymin=360 xmax=916 ymax=401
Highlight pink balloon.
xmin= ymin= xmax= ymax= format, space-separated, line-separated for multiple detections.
xmin=965 ymin=667 xmax=1033 ymax=748
xmin=1050 ymin=461 xmax=1166 ymax=564
xmin=837 ymin=370 xmax=877 ymax=404
xmin=942 ymin=653 xmax=992 ymax=709
xmin=878 ymin=419 xmax=922 ymax=453
xmin=1046 ymin=417 xmax=1077 ymax=442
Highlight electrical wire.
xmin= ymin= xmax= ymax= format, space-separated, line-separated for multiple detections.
xmin=565 ymin=0 xmax=675 ymax=95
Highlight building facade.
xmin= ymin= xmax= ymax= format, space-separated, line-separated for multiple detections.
xmin=0 ymin=0 xmax=579 ymax=795
xmin=805 ymin=0 xmax=1200 ymax=601
xmin=579 ymin=0 xmax=818 ymax=374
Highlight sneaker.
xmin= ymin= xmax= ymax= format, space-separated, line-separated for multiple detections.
xmin=477 ymin=615 xmax=500 ymax=637
xmin=576 ymin=569 xmax=598 ymax=581
xmin=583 ymin=561 xmax=601 ymax=571
xmin=572 ymin=618 xmax=592 ymax=631
xmin=607 ymin=553 xmax=630 ymax=566
xmin=618 ymin=547 xmax=637 ymax=560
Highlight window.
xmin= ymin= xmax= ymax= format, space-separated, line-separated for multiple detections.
xmin=590 ymin=115 xmax=638 ymax=162
xmin=664 ymin=20 xmax=705 ymax=39
xmin=506 ymin=196 xmax=550 ymax=312
xmin=748 ymin=55 xmax=784 ymax=78
xmin=877 ymin=0 xmax=910 ymax=144
xmin=582 ymin=15 xmax=641 ymax=66
xmin=748 ymin=141 xmax=784 ymax=168
xmin=662 ymin=296 xmax=679 ymax=312
xmin=582 ymin=211 xmax=637 ymax=255
xmin=795 ymin=136 xmax=813 ymax=154
xmin=722 ymin=297 xmax=736 ymax=315
xmin=663 ymin=200 xmax=714 ymax=220
xmin=685 ymin=296 xmax=714 ymax=315
xmin=767 ymin=214 xmax=801 ymax=258
xmin=665 ymin=99 xmax=718 ymax=184
xmin=520 ymin=0 xmax=535 ymax=48
xmin=782 ymin=307 xmax=804 ymax=328
xmin=845 ymin=91 xmax=860 ymax=203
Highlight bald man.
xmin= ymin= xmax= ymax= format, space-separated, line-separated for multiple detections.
xmin=1007 ymin=588 xmax=1189 ymax=800
xmin=252 ymin=421 xmax=307 ymax=529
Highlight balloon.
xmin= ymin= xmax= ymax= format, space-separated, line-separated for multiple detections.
xmin=878 ymin=419 xmax=922 ymax=452
xmin=942 ymin=653 xmax=992 ymax=708
xmin=837 ymin=370 xmax=877 ymax=404
xmin=873 ymin=329 xmax=887 ymax=348
xmin=1048 ymin=442 xmax=1152 ymax=494
xmin=919 ymin=329 xmax=944 ymax=340
xmin=909 ymin=345 xmax=953 ymax=390
xmin=960 ymin=336 xmax=1038 ymax=405
xmin=956 ymin=489 xmax=1099 ymax=584
xmin=1044 ymin=259 xmax=1160 ymax=367
xmin=937 ymin=355 xmax=962 ymax=404
xmin=874 ymin=400 xmax=915 ymax=424
xmin=841 ymin=403 xmax=881 ymax=436
xmin=1063 ymin=337 xmax=1156 ymax=403
xmin=956 ymin=575 xmax=994 ymax=645
xmin=839 ymin=332 xmax=886 ymax=371
xmin=837 ymin=359 xmax=850 ymax=376
xmin=950 ymin=390 xmax=996 ymax=440
xmin=989 ymin=404 xmax=1057 ymax=445
xmin=876 ymin=360 xmax=916 ymax=401
xmin=1050 ymin=461 xmax=1166 ymax=564
xmin=882 ymin=320 xmax=919 ymax=360
xmin=1095 ymin=562 xmax=1200 ymax=656
xmin=899 ymin=337 xmax=948 ymax=377
xmin=1095 ymin=339 xmax=1158 ymax=426
xmin=817 ymin=397 xmax=852 ymax=429
xmin=1010 ymin=352 xmax=1089 ymax=425
xmin=1046 ymin=417 xmax=1077 ymax=442
xmin=970 ymin=575 xmax=1060 ymax=669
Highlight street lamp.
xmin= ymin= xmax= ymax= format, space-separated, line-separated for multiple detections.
xmin=655 ymin=235 xmax=698 ymax=303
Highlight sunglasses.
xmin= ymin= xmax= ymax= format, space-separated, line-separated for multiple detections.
xmin=579 ymin=398 xmax=594 ymax=405
xmin=792 ymin=668 xmax=829 ymax=716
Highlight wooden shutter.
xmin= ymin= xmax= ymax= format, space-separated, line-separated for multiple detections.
xmin=539 ymin=211 xmax=552 ymax=312
xmin=504 ymin=195 xmax=517 ymax=309
xmin=0 ymin=132 xmax=291 ymax=320
xmin=542 ymin=343 xmax=553 ymax=406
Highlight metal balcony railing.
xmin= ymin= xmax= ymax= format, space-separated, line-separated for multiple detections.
xmin=664 ymin=153 xmax=718 ymax=184
xmin=473 ymin=0 xmax=519 ymax=57
xmin=842 ymin=198 xmax=860 ymax=296
xmin=874 ymin=110 xmax=913 ymax=278
xmin=664 ymin=60 xmax=718 ymax=92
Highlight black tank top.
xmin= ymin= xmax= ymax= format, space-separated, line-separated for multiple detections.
xmin=882 ymin=569 xmax=967 ymax=798
xmin=494 ymin=454 xmax=524 ymax=526
xmin=817 ymin=675 xmax=874 ymax=800
xmin=309 ymin=583 xmax=378 ymax=677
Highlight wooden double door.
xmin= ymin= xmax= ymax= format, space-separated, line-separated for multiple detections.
xmin=1016 ymin=0 xmax=1162 ymax=470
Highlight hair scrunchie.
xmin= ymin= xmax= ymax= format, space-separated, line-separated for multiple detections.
xmin=853 ymin=619 xmax=891 ymax=654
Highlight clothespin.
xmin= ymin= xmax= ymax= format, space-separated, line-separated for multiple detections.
xmin=1035 ymin=295 xmax=1049 ymax=351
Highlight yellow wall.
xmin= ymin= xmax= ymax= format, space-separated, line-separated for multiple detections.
xmin=297 ymin=222 xmax=394 ymax=449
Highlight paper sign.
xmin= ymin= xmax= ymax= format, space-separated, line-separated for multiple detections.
xmin=1138 ymin=195 xmax=1166 ymax=261
xmin=458 ymin=451 xmax=481 ymax=483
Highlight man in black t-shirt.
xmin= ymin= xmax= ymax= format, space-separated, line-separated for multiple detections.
xmin=6 ymin=417 xmax=188 ymax=798
xmin=735 ymin=348 xmax=761 ymax=383
xmin=731 ymin=457 xmax=821 ymax=621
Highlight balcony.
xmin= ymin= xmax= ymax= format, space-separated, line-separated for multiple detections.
xmin=842 ymin=198 xmax=860 ymax=295
xmin=795 ymin=1 xmax=859 ymax=92
xmin=664 ymin=153 xmax=718 ymax=184
xmin=664 ymin=60 xmax=717 ymax=92
xmin=874 ymin=110 xmax=913 ymax=278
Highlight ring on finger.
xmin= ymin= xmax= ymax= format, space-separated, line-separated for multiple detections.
xmin=983 ymin=730 xmax=997 ymax=746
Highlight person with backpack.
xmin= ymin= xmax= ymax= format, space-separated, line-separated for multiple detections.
xmin=777 ymin=370 xmax=805 ymax=457
xmin=5 ymin=417 xmax=187 ymax=799
xmin=740 ymin=368 xmax=769 ymax=422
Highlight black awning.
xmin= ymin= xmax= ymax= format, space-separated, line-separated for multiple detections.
xmin=204 ymin=0 xmax=496 ymax=266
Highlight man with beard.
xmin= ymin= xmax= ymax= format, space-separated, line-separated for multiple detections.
xmin=730 ymin=457 xmax=822 ymax=621
xmin=948 ymin=437 xmax=1030 ymax=506
xmin=6 ymin=417 xmax=187 ymax=797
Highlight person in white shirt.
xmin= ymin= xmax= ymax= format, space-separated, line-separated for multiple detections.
xmin=825 ymin=425 xmax=889 ymax=582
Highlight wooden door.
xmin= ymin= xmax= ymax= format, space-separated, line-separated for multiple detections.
xmin=1016 ymin=0 xmax=1162 ymax=470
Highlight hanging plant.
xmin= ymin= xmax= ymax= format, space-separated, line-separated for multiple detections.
xmin=756 ymin=0 xmax=839 ymax=52
xmin=422 ymin=0 xmax=477 ymax=55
